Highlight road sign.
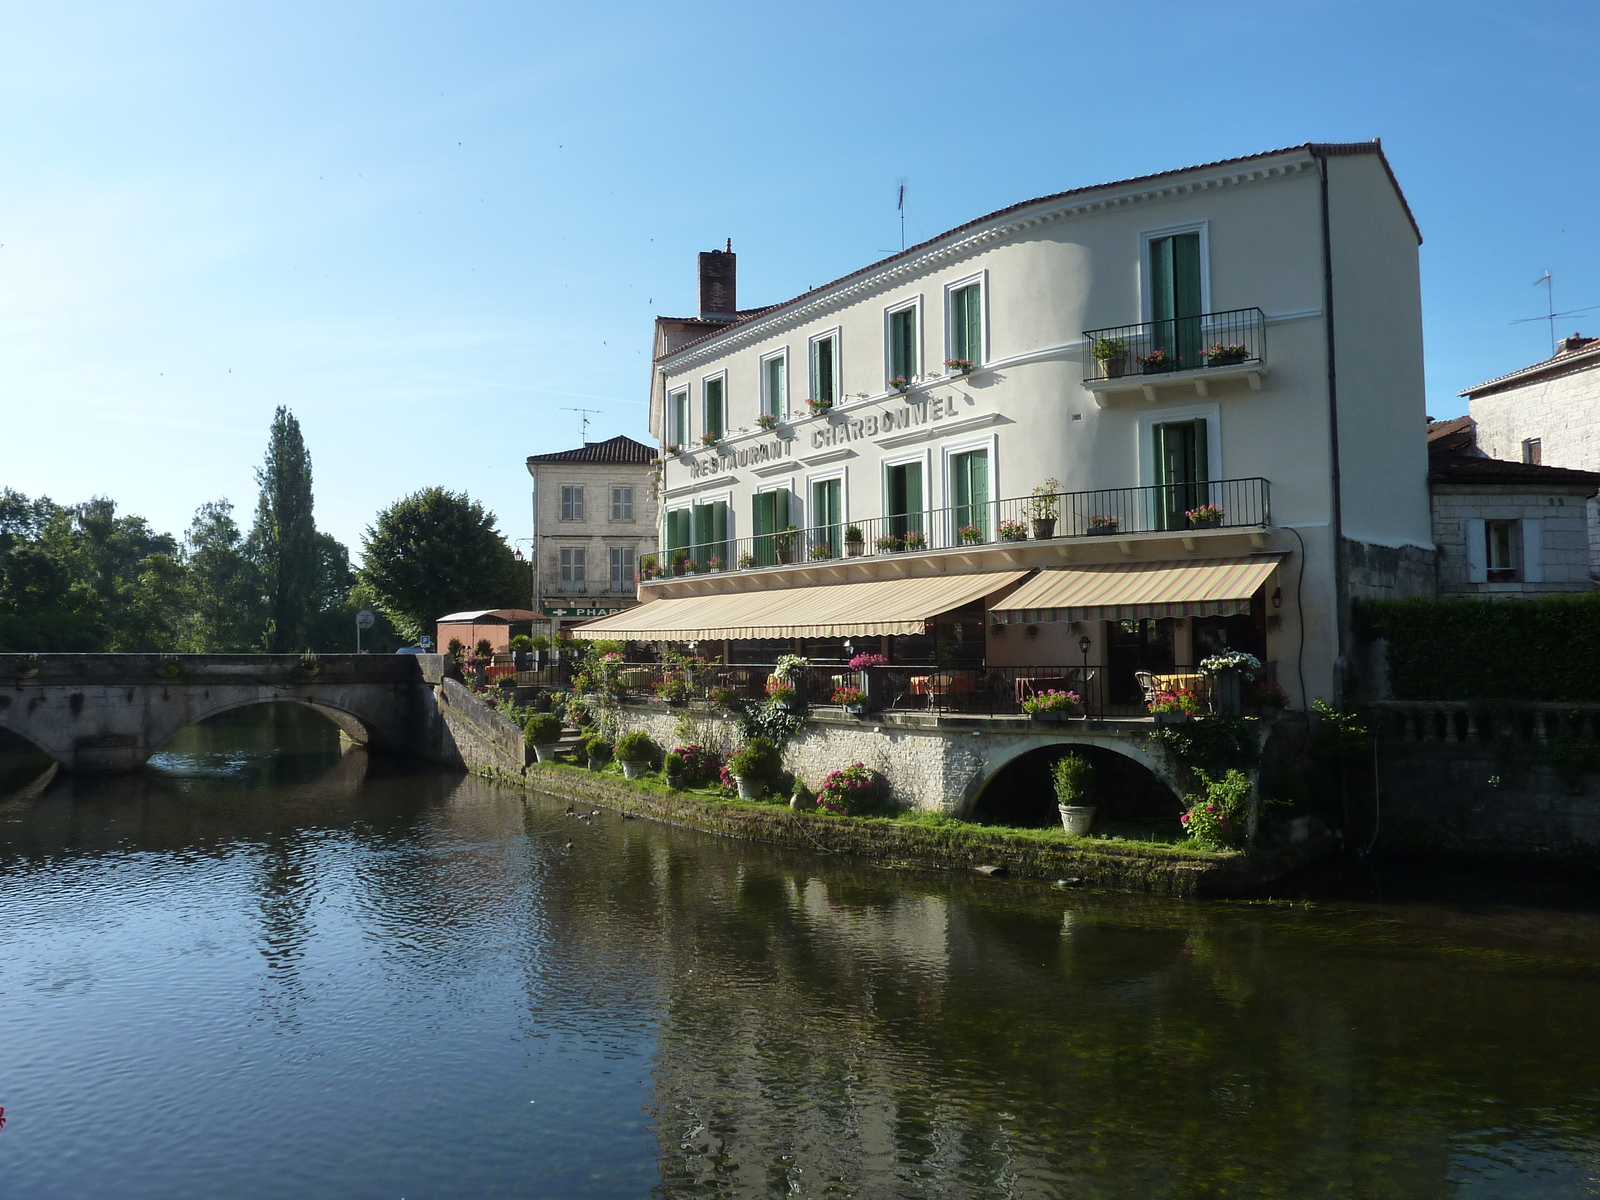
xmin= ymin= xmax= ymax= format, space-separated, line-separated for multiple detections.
xmin=355 ymin=610 xmax=376 ymax=630
xmin=542 ymin=606 xmax=623 ymax=619
xmin=419 ymin=635 xmax=432 ymax=648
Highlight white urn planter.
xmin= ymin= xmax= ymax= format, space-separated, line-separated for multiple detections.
xmin=620 ymin=759 xmax=649 ymax=780
xmin=1058 ymin=804 xmax=1097 ymax=837
xmin=735 ymin=777 xmax=765 ymax=801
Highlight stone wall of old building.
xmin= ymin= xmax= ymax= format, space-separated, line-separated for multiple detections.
xmin=1429 ymin=485 xmax=1593 ymax=594
xmin=1341 ymin=537 xmax=1437 ymax=600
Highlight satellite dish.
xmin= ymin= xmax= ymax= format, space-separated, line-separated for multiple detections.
xmin=356 ymin=610 xmax=376 ymax=630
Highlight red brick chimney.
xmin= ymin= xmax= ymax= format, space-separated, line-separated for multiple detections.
xmin=698 ymin=241 xmax=736 ymax=320
xmin=1558 ymin=332 xmax=1597 ymax=354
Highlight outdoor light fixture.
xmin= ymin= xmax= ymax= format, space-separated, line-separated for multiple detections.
xmin=1078 ymin=635 xmax=1091 ymax=657
xmin=1271 ymin=586 xmax=1282 ymax=609
xmin=514 ymin=548 xmax=524 ymax=562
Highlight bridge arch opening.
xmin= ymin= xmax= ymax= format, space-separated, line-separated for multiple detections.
xmin=0 ymin=723 xmax=57 ymax=792
xmin=149 ymin=701 xmax=362 ymax=784
xmin=967 ymin=742 xmax=1185 ymax=839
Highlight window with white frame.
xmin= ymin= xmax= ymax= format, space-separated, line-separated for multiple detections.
xmin=667 ymin=389 xmax=688 ymax=446
xmin=611 ymin=486 xmax=634 ymax=522
xmin=947 ymin=279 xmax=983 ymax=367
xmin=560 ymin=485 xmax=584 ymax=521
xmin=809 ymin=332 xmax=839 ymax=405
xmin=703 ymin=375 xmax=726 ymax=439
xmin=887 ymin=301 xmax=919 ymax=384
xmin=1466 ymin=517 xmax=1542 ymax=586
xmin=609 ymin=546 xmax=635 ymax=590
xmin=761 ymin=350 xmax=787 ymax=419
xmin=560 ymin=546 xmax=587 ymax=585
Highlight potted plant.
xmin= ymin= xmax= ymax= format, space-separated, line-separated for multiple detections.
xmin=297 ymin=651 xmax=320 ymax=678
xmin=614 ymin=730 xmax=658 ymax=780
xmin=1092 ymin=335 xmax=1129 ymax=379
xmin=874 ymin=534 xmax=901 ymax=553
xmin=832 ymin=685 xmax=868 ymax=715
xmin=1186 ymin=504 xmax=1225 ymax=530
xmin=728 ymin=736 xmax=781 ymax=801
xmin=958 ymin=524 xmax=985 ymax=544
xmin=886 ymin=375 xmax=910 ymax=393
xmin=805 ymin=397 xmax=832 ymax=415
xmin=1204 ymin=342 xmax=1250 ymax=367
xmin=655 ymin=677 xmax=690 ymax=706
xmin=1021 ymin=688 xmax=1082 ymax=723
xmin=663 ymin=750 xmax=687 ymax=789
xmin=774 ymin=526 xmax=800 ymax=565
xmin=755 ymin=414 xmax=780 ymax=430
xmin=767 ymin=682 xmax=799 ymax=710
xmin=737 ymin=551 xmax=757 ymax=569
xmin=1138 ymin=346 xmax=1173 ymax=373
xmin=944 ymin=357 xmax=974 ymax=375
xmin=1148 ymin=690 xmax=1200 ymax=724
xmin=902 ymin=529 xmax=927 ymax=551
xmin=523 ymin=712 xmax=564 ymax=762
xmin=1254 ymin=681 xmax=1289 ymax=720
xmin=998 ymin=518 xmax=1028 ymax=542
xmin=809 ymin=542 xmax=834 ymax=560
xmin=664 ymin=443 xmax=681 ymax=456
xmin=670 ymin=551 xmax=690 ymax=576
xmin=582 ymin=734 xmax=612 ymax=772
xmin=1052 ymin=753 xmax=1096 ymax=836
xmin=710 ymin=685 xmax=740 ymax=710
xmin=637 ymin=554 xmax=660 ymax=581
xmin=706 ymin=555 xmax=725 ymax=573
xmin=844 ymin=525 xmax=866 ymax=556
xmin=1028 ymin=480 xmax=1062 ymax=539
xmin=1088 ymin=514 xmax=1120 ymax=536
xmin=699 ymin=431 xmax=722 ymax=447
xmin=1200 ymin=651 xmax=1262 ymax=717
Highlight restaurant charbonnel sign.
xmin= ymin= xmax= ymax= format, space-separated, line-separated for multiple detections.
xmin=686 ymin=395 xmax=979 ymax=479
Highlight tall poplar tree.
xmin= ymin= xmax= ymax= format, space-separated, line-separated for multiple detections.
xmin=250 ymin=406 xmax=319 ymax=652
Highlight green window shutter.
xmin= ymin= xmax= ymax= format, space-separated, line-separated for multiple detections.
xmin=951 ymin=285 xmax=981 ymax=363
xmin=890 ymin=308 xmax=916 ymax=379
xmin=666 ymin=508 xmax=690 ymax=553
xmin=812 ymin=338 xmax=835 ymax=403
xmin=953 ymin=449 xmax=990 ymax=538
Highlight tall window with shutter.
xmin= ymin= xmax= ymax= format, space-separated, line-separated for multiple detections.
xmin=611 ymin=486 xmax=634 ymax=522
xmin=811 ymin=479 xmax=842 ymax=558
xmin=560 ymin=485 xmax=584 ymax=521
xmin=703 ymin=377 xmax=725 ymax=439
xmin=810 ymin=335 xmax=837 ymax=405
xmin=762 ymin=353 xmax=786 ymax=419
xmin=949 ymin=283 xmax=982 ymax=366
xmin=559 ymin=547 xmax=586 ymax=588
xmin=609 ymin=546 xmax=635 ymax=591
xmin=951 ymin=448 xmax=990 ymax=540
xmin=888 ymin=306 xmax=917 ymax=382
xmin=1149 ymin=232 xmax=1204 ymax=369
xmin=752 ymin=489 xmax=791 ymax=567
xmin=691 ymin=501 xmax=729 ymax=570
xmin=667 ymin=390 xmax=688 ymax=446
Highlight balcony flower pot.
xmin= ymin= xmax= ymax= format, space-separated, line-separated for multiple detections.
xmin=1087 ymin=524 xmax=1119 ymax=537
xmin=531 ymin=743 xmax=562 ymax=763
xmin=620 ymin=759 xmax=649 ymax=780
xmin=775 ymin=548 xmax=796 ymax=565
xmin=846 ymin=540 xmax=865 ymax=557
xmin=1207 ymin=352 xmax=1248 ymax=367
xmin=1189 ymin=516 xmax=1222 ymax=530
xmin=734 ymin=776 xmax=765 ymax=801
xmin=844 ymin=703 xmax=868 ymax=717
xmin=1058 ymin=804 xmax=1097 ymax=837
xmin=1154 ymin=711 xmax=1191 ymax=726
xmin=1030 ymin=711 xmax=1077 ymax=724
xmin=1031 ymin=518 xmax=1057 ymax=540
xmin=665 ymin=772 xmax=686 ymax=790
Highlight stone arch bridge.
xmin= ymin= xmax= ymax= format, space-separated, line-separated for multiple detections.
xmin=0 ymin=654 xmax=466 ymax=772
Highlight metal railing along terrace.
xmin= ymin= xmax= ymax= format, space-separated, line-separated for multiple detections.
xmin=1082 ymin=307 xmax=1266 ymax=382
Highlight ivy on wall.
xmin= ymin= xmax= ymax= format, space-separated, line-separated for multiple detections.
xmin=1356 ymin=595 xmax=1600 ymax=702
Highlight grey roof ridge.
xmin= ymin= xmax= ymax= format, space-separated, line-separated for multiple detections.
xmin=1458 ymin=341 xmax=1600 ymax=397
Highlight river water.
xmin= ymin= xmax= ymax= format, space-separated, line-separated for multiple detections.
xmin=1 ymin=705 xmax=1598 ymax=1198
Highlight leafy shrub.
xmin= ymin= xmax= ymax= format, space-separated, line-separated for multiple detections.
xmin=669 ymin=743 xmax=722 ymax=786
xmin=530 ymin=635 xmax=551 ymax=651
xmin=581 ymin=734 xmax=612 ymax=762
xmin=475 ymin=639 xmax=493 ymax=658
xmin=523 ymin=713 xmax=563 ymax=746
xmin=815 ymin=762 xmax=896 ymax=817
xmin=509 ymin=635 xmax=533 ymax=652
xmin=710 ymin=686 xmax=740 ymax=709
xmin=1148 ymin=717 xmax=1259 ymax=779
xmin=663 ymin=750 xmax=685 ymax=779
xmin=614 ymin=730 xmax=658 ymax=763
xmin=728 ymin=736 xmax=782 ymax=786
xmin=1051 ymin=753 xmax=1093 ymax=805
xmin=1180 ymin=769 xmax=1252 ymax=849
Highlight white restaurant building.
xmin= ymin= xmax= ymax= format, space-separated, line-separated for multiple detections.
xmin=576 ymin=142 xmax=1435 ymax=709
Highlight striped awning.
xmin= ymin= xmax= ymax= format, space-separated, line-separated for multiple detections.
xmin=569 ymin=571 xmax=1029 ymax=642
xmin=989 ymin=557 xmax=1283 ymax=624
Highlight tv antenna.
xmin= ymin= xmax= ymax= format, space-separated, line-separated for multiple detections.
xmin=561 ymin=407 xmax=601 ymax=443
xmin=896 ymin=180 xmax=906 ymax=251
xmin=1513 ymin=271 xmax=1596 ymax=358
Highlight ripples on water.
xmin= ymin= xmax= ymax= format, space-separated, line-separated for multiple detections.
xmin=1 ymin=704 xmax=1598 ymax=1198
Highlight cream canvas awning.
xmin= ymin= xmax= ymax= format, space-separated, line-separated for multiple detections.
xmin=569 ymin=571 xmax=1029 ymax=642
xmin=989 ymin=557 xmax=1283 ymax=624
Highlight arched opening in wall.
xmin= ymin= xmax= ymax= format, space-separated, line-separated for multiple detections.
xmin=969 ymin=744 xmax=1184 ymax=840
xmin=149 ymin=702 xmax=352 ymax=787
xmin=0 ymin=724 xmax=56 ymax=797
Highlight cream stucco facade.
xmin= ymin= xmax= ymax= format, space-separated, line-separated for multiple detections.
xmin=635 ymin=143 xmax=1434 ymax=707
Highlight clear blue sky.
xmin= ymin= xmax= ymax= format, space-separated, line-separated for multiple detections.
xmin=3 ymin=0 xmax=1597 ymax=554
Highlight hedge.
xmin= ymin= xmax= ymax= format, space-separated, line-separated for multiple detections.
xmin=1355 ymin=594 xmax=1600 ymax=701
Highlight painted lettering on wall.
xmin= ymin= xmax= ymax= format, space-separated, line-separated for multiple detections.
xmin=810 ymin=396 xmax=974 ymax=450
xmin=687 ymin=438 xmax=796 ymax=479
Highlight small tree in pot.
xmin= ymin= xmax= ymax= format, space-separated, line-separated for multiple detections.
xmin=1027 ymin=480 xmax=1062 ymax=539
xmin=581 ymin=734 xmax=612 ymax=772
xmin=844 ymin=525 xmax=866 ymax=556
xmin=523 ymin=712 xmax=564 ymax=762
xmin=1093 ymin=335 xmax=1129 ymax=378
xmin=1052 ymin=753 xmax=1096 ymax=836
xmin=727 ymin=736 xmax=782 ymax=801
xmin=614 ymin=730 xmax=659 ymax=779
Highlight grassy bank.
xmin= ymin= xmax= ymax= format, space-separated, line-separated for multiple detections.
xmin=493 ymin=759 xmax=1313 ymax=898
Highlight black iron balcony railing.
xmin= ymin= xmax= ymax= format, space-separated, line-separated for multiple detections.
xmin=1083 ymin=307 xmax=1266 ymax=382
xmin=648 ymin=477 xmax=1270 ymax=578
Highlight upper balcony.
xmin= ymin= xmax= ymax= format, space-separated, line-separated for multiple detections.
xmin=1082 ymin=307 xmax=1267 ymax=405
xmin=640 ymin=477 xmax=1272 ymax=599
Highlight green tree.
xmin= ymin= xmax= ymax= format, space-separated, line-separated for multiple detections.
xmin=360 ymin=487 xmax=524 ymax=641
xmin=0 ymin=490 xmax=103 ymax=650
xmin=250 ymin=406 xmax=319 ymax=652
xmin=181 ymin=499 xmax=265 ymax=652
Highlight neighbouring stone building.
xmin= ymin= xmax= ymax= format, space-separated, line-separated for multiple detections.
xmin=1464 ymin=333 xmax=1600 ymax=575
xmin=525 ymin=434 xmax=660 ymax=640
xmin=577 ymin=140 xmax=1436 ymax=709
xmin=1426 ymin=416 xmax=1599 ymax=595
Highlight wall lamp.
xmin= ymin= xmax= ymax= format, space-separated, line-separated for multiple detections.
xmin=1271 ymin=586 xmax=1283 ymax=609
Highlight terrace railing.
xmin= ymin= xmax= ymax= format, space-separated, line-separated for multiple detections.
xmin=651 ymin=477 xmax=1270 ymax=577
xmin=1083 ymin=307 xmax=1266 ymax=381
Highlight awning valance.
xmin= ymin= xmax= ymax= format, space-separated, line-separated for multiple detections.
xmin=570 ymin=571 xmax=1029 ymax=642
xmin=989 ymin=557 xmax=1283 ymax=624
